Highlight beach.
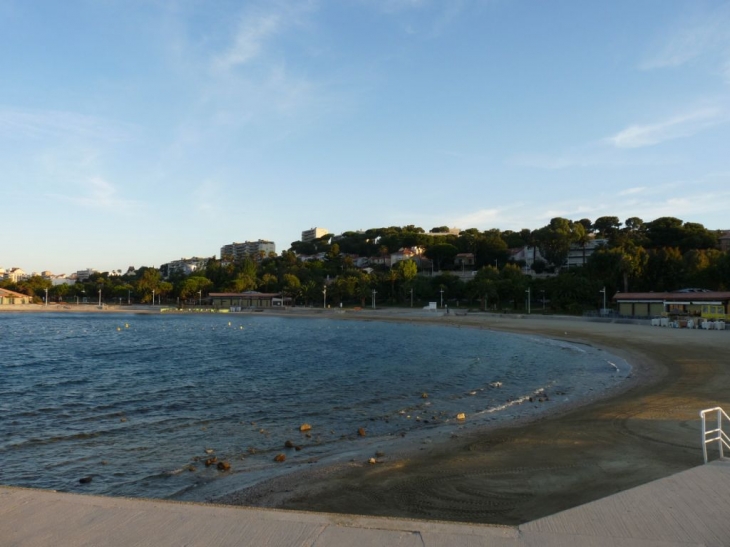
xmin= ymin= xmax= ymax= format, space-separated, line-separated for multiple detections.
xmin=3 ymin=305 xmax=729 ymax=525
xmin=214 ymin=309 xmax=730 ymax=525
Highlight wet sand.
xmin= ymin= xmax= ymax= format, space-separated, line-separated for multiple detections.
xmin=217 ymin=310 xmax=730 ymax=525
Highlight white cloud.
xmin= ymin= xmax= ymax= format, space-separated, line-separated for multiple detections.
xmin=618 ymin=187 xmax=646 ymax=196
xmin=606 ymin=108 xmax=727 ymax=149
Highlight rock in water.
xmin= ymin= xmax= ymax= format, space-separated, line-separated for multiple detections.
xmin=284 ymin=440 xmax=294 ymax=448
xmin=357 ymin=427 xmax=366 ymax=437
xmin=456 ymin=412 xmax=466 ymax=420
xmin=217 ymin=461 xmax=231 ymax=471
xmin=274 ymin=454 xmax=286 ymax=463
xmin=205 ymin=457 xmax=218 ymax=467
xmin=79 ymin=476 xmax=92 ymax=484
xmin=299 ymin=423 xmax=312 ymax=432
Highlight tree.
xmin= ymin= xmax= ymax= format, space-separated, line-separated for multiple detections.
xmin=594 ymin=216 xmax=622 ymax=240
xmin=535 ymin=218 xmax=575 ymax=270
xmin=425 ymin=243 xmax=459 ymax=271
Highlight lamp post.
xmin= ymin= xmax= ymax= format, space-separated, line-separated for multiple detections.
xmin=440 ymin=288 xmax=444 ymax=308
xmin=152 ymin=289 xmax=155 ymax=306
xmin=371 ymin=289 xmax=377 ymax=309
xmin=198 ymin=290 xmax=202 ymax=307
xmin=44 ymin=287 xmax=48 ymax=307
xmin=525 ymin=287 xmax=531 ymax=314
xmin=128 ymin=289 xmax=131 ymax=305
xmin=540 ymin=290 xmax=545 ymax=311
xmin=600 ymin=287 xmax=606 ymax=315
xmin=322 ymin=285 xmax=327 ymax=309
xmin=98 ymin=288 xmax=102 ymax=308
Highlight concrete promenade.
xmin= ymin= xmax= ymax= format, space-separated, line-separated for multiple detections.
xmin=2 ymin=460 xmax=729 ymax=546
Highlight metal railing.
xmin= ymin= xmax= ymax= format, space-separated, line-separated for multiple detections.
xmin=700 ymin=407 xmax=730 ymax=463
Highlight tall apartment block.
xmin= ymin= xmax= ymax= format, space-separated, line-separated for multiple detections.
xmin=220 ymin=240 xmax=276 ymax=261
xmin=301 ymin=227 xmax=329 ymax=243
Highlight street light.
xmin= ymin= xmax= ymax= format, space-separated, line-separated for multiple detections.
xmin=98 ymin=288 xmax=102 ymax=309
xmin=600 ymin=287 xmax=607 ymax=315
xmin=44 ymin=287 xmax=48 ymax=307
xmin=152 ymin=289 xmax=155 ymax=306
xmin=371 ymin=289 xmax=377 ymax=309
xmin=198 ymin=290 xmax=202 ymax=307
xmin=440 ymin=287 xmax=444 ymax=308
xmin=525 ymin=287 xmax=531 ymax=314
xmin=540 ymin=290 xmax=545 ymax=311
xmin=323 ymin=285 xmax=327 ymax=309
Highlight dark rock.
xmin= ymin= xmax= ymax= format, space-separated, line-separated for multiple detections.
xmin=357 ymin=427 xmax=366 ymax=437
xmin=284 ymin=440 xmax=294 ymax=448
xmin=274 ymin=454 xmax=286 ymax=463
xmin=217 ymin=461 xmax=231 ymax=471
xmin=79 ymin=476 xmax=92 ymax=484
xmin=205 ymin=457 xmax=218 ymax=467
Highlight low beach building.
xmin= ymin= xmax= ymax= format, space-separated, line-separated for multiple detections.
xmin=209 ymin=291 xmax=292 ymax=310
xmin=0 ymin=288 xmax=33 ymax=305
xmin=614 ymin=290 xmax=730 ymax=319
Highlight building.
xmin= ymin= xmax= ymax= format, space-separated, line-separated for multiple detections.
xmin=75 ymin=269 xmax=98 ymax=282
xmin=614 ymin=290 xmax=730 ymax=319
xmin=720 ymin=230 xmax=730 ymax=252
xmin=0 ymin=288 xmax=33 ymax=305
xmin=160 ymin=257 xmax=210 ymax=279
xmin=454 ymin=253 xmax=475 ymax=268
xmin=209 ymin=291 xmax=291 ymax=310
xmin=220 ymin=240 xmax=276 ymax=261
xmin=565 ymin=238 xmax=608 ymax=268
xmin=301 ymin=227 xmax=329 ymax=243
xmin=3 ymin=267 xmax=28 ymax=282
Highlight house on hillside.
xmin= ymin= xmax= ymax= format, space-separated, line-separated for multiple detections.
xmin=720 ymin=230 xmax=730 ymax=252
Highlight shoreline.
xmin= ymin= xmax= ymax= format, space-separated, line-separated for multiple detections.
xmin=215 ymin=309 xmax=727 ymax=525
xmin=5 ymin=305 xmax=728 ymax=525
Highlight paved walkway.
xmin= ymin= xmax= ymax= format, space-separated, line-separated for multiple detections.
xmin=3 ymin=461 xmax=729 ymax=546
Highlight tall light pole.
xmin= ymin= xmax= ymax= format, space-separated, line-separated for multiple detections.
xmin=525 ymin=287 xmax=531 ymax=314
xmin=198 ymin=290 xmax=202 ymax=307
xmin=600 ymin=287 xmax=606 ymax=315
xmin=440 ymin=288 xmax=444 ymax=308
xmin=152 ymin=289 xmax=155 ymax=306
xmin=540 ymin=290 xmax=545 ymax=311
xmin=322 ymin=285 xmax=327 ymax=309
xmin=44 ymin=287 xmax=48 ymax=307
xmin=371 ymin=289 xmax=377 ymax=309
xmin=98 ymin=288 xmax=102 ymax=308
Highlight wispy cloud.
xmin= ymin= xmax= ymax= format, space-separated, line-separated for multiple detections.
xmin=48 ymin=177 xmax=141 ymax=211
xmin=0 ymin=107 xmax=133 ymax=142
xmin=212 ymin=12 xmax=282 ymax=71
xmin=640 ymin=5 xmax=730 ymax=72
xmin=607 ymin=108 xmax=727 ymax=148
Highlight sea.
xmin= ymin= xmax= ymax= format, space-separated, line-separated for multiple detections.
xmin=0 ymin=312 xmax=630 ymax=502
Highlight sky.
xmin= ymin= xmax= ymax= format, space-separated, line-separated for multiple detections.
xmin=2 ymin=0 xmax=730 ymax=275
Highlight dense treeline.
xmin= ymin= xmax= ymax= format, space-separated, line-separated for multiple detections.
xmin=3 ymin=216 xmax=729 ymax=314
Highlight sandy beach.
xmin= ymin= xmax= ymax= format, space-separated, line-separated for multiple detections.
xmin=5 ymin=305 xmax=730 ymax=525
xmin=213 ymin=309 xmax=730 ymax=526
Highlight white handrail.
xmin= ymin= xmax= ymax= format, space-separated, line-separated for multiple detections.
xmin=700 ymin=407 xmax=730 ymax=463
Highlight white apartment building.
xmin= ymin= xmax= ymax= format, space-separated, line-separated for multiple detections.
xmin=160 ymin=257 xmax=210 ymax=278
xmin=3 ymin=267 xmax=28 ymax=282
xmin=301 ymin=227 xmax=329 ymax=243
xmin=220 ymin=240 xmax=276 ymax=261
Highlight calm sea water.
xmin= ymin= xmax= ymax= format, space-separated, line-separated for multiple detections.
xmin=0 ymin=312 xmax=629 ymax=501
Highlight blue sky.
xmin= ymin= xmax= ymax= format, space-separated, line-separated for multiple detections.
xmin=2 ymin=0 xmax=730 ymax=275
